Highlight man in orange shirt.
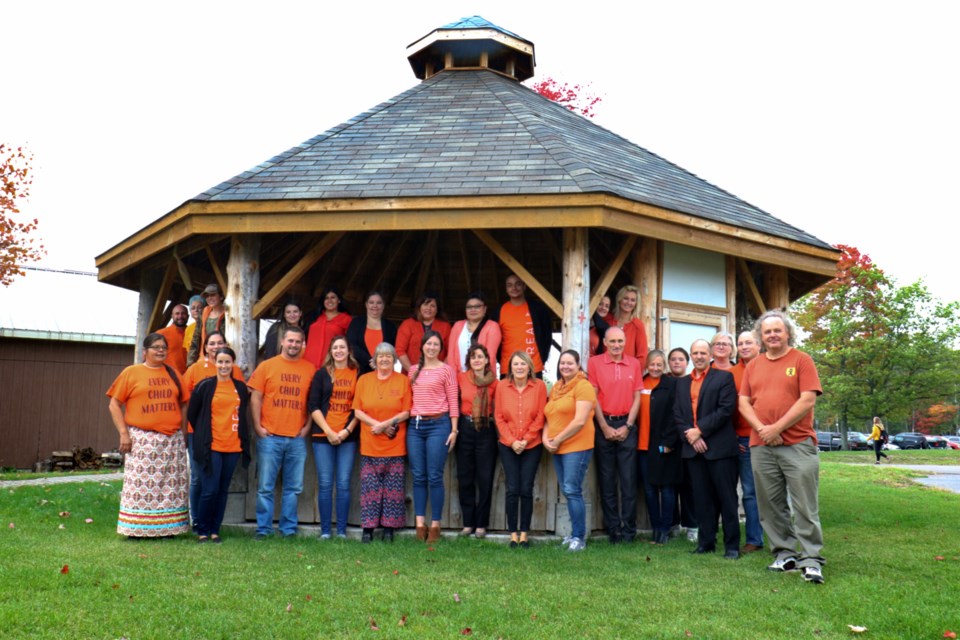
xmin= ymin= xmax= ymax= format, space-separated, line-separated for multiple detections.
xmin=495 ymin=274 xmax=553 ymax=378
xmin=249 ymin=326 xmax=316 ymax=538
xmin=157 ymin=304 xmax=189 ymax=374
xmin=740 ymin=310 xmax=824 ymax=584
xmin=675 ymin=339 xmax=740 ymax=559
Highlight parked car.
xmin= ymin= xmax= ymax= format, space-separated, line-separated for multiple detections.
xmin=846 ymin=431 xmax=870 ymax=451
xmin=890 ymin=432 xmax=930 ymax=450
xmin=944 ymin=436 xmax=960 ymax=450
xmin=925 ymin=435 xmax=949 ymax=449
xmin=816 ymin=431 xmax=842 ymax=452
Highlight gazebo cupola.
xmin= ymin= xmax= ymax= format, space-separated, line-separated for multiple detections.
xmin=406 ymin=16 xmax=535 ymax=81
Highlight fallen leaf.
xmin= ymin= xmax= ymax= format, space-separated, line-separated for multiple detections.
xmin=369 ymin=617 xmax=380 ymax=631
xmin=356 ymin=560 xmax=362 ymax=565
xmin=129 ymin=595 xmax=134 ymax=602
xmin=85 ymin=518 xmax=93 ymax=524
xmin=58 ymin=524 xmax=65 ymax=530
xmin=112 ymin=584 xmax=120 ymax=590
xmin=460 ymin=628 xmax=472 ymax=636
xmin=427 ymin=546 xmax=436 ymax=552
xmin=944 ymin=632 xmax=957 ymax=639
xmin=285 ymin=603 xmax=293 ymax=612
xmin=60 ymin=565 xmax=69 ymax=574
xmin=393 ymin=570 xmax=399 ymax=575
xmin=59 ymin=511 xmax=70 ymax=518
xmin=7 ymin=523 xmax=14 ymax=529
xmin=848 ymin=625 xmax=868 ymax=633
xmin=530 ymin=615 xmax=538 ymax=621
xmin=297 ymin=552 xmax=303 ymax=558
xmin=398 ymin=615 xmax=407 ymax=627
xmin=40 ymin=499 xmax=49 ymax=505
xmin=771 ymin=588 xmax=779 ymax=593
xmin=453 ymin=592 xmax=461 ymax=603
xmin=78 ymin=487 xmax=83 ymax=493
xmin=305 ymin=594 xmax=313 ymax=601
xmin=935 ymin=556 xmax=945 ymax=561
xmin=645 ymin=556 xmax=651 ymax=562
xmin=195 ymin=572 xmax=201 ymax=577
xmin=137 ymin=554 xmax=148 ymax=559
xmin=684 ymin=631 xmax=693 ymax=638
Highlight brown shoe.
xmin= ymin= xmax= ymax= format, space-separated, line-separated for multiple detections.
xmin=741 ymin=543 xmax=763 ymax=554
xmin=415 ymin=524 xmax=428 ymax=541
xmin=427 ymin=524 xmax=441 ymax=543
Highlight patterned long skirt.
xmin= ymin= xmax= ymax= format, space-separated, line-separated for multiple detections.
xmin=359 ymin=455 xmax=406 ymax=529
xmin=117 ymin=427 xmax=190 ymax=537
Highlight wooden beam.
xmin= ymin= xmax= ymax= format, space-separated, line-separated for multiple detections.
xmin=413 ymin=231 xmax=438 ymax=299
xmin=764 ymin=265 xmax=790 ymax=311
xmin=472 ymin=229 xmax=563 ymax=318
xmin=148 ymin=259 xmax=178 ymax=333
xmin=589 ymin=235 xmax=636 ymax=314
xmin=561 ymin=228 xmax=590 ymax=361
xmin=260 ymin=236 xmax=315 ymax=290
xmin=205 ymin=244 xmax=227 ymax=294
xmin=343 ymin=231 xmax=382 ymax=293
xmin=736 ymin=258 xmax=766 ymax=317
xmin=225 ymin=235 xmax=261 ymax=378
xmin=457 ymin=231 xmax=472 ymax=294
xmin=252 ymin=231 xmax=345 ymax=319
xmin=634 ymin=237 xmax=658 ymax=349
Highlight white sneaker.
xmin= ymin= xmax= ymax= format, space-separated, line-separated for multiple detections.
xmin=567 ymin=537 xmax=586 ymax=552
xmin=319 ymin=533 xmax=331 ymax=540
xmin=560 ymin=536 xmax=573 ymax=549
xmin=767 ymin=556 xmax=798 ymax=572
xmin=686 ymin=528 xmax=699 ymax=543
xmin=802 ymin=566 xmax=824 ymax=584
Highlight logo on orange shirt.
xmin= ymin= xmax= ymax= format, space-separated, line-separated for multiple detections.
xmin=785 ymin=367 xmax=796 ymax=377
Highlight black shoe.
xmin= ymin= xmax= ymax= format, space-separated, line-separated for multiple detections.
xmin=622 ymin=534 xmax=636 ymax=544
xmin=519 ymin=540 xmax=530 ymax=549
xmin=691 ymin=546 xmax=715 ymax=554
xmin=608 ymin=533 xmax=622 ymax=545
xmin=724 ymin=549 xmax=740 ymax=560
xmin=382 ymin=528 xmax=394 ymax=543
xmin=254 ymin=533 xmax=269 ymax=541
xmin=361 ymin=529 xmax=373 ymax=544
xmin=509 ymin=541 xmax=518 ymax=548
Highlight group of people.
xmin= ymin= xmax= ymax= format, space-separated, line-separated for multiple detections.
xmin=106 ymin=276 xmax=825 ymax=582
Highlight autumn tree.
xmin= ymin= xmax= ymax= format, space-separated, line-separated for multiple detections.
xmin=794 ymin=245 xmax=960 ymax=434
xmin=1 ymin=144 xmax=44 ymax=286
xmin=529 ymin=77 xmax=602 ymax=118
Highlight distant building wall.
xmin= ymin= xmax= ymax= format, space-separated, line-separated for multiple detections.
xmin=0 ymin=335 xmax=132 ymax=469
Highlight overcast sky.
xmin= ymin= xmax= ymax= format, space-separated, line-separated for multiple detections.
xmin=3 ymin=1 xmax=957 ymax=335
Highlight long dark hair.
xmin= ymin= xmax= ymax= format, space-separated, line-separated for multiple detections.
xmin=411 ymin=330 xmax=444 ymax=385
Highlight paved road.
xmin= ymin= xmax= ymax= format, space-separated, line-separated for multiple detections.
xmin=887 ymin=464 xmax=960 ymax=493
xmin=0 ymin=472 xmax=124 ymax=488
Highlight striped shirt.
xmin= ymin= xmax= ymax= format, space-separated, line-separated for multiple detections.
xmin=408 ymin=363 xmax=460 ymax=418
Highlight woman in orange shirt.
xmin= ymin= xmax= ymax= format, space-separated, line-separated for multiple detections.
xmin=353 ymin=343 xmax=412 ymax=543
xmin=455 ymin=344 xmax=498 ymax=538
xmin=396 ymin=292 xmax=452 ymax=372
xmin=612 ymin=285 xmax=649 ymax=369
xmin=543 ymin=350 xmax=596 ymax=552
xmin=494 ymin=351 xmax=546 ymax=548
xmin=637 ymin=349 xmax=681 ymax=545
xmin=107 ymin=333 xmax=190 ymax=538
xmin=187 ymin=347 xmax=250 ymax=543
xmin=304 ymin=286 xmax=352 ymax=368
xmin=308 ymin=335 xmax=360 ymax=539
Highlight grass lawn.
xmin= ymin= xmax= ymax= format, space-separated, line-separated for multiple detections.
xmin=1 ymin=463 xmax=958 ymax=639
xmin=824 ymin=449 xmax=960 ymax=465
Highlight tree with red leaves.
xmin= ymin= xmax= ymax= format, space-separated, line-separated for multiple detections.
xmin=529 ymin=77 xmax=602 ymax=118
xmin=1 ymin=144 xmax=44 ymax=286
xmin=794 ymin=245 xmax=960 ymax=434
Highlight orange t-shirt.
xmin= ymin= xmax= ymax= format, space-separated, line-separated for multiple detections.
xmin=157 ymin=325 xmax=187 ymax=374
xmin=320 ymin=367 xmax=358 ymax=435
xmin=638 ymin=375 xmax=661 ymax=451
xmin=106 ymin=364 xmax=188 ymax=436
xmin=499 ymin=301 xmax=543 ymax=374
xmin=741 ymin=349 xmax=822 ymax=447
xmin=210 ymin=379 xmax=242 ymax=453
xmin=364 ymin=329 xmax=382 ymax=363
xmin=247 ymin=356 xmax=317 ymax=437
xmin=353 ymin=371 xmax=412 ymax=457
xmin=544 ymin=374 xmax=596 ymax=454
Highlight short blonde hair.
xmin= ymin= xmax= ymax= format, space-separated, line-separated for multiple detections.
xmin=615 ymin=285 xmax=641 ymax=322
xmin=506 ymin=351 xmax=536 ymax=384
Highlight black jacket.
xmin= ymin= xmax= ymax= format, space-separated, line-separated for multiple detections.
xmin=187 ymin=376 xmax=251 ymax=473
xmin=644 ymin=374 xmax=682 ymax=485
xmin=346 ymin=316 xmax=398 ymax=375
xmin=673 ymin=368 xmax=738 ymax=460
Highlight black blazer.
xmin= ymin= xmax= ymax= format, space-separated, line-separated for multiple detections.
xmin=645 ymin=374 xmax=682 ymax=486
xmin=346 ymin=316 xmax=398 ymax=375
xmin=673 ymin=368 xmax=738 ymax=460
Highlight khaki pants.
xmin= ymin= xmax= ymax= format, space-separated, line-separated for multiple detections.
xmin=751 ymin=438 xmax=824 ymax=569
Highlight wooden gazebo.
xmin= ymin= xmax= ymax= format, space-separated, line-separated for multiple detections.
xmin=96 ymin=16 xmax=839 ymax=534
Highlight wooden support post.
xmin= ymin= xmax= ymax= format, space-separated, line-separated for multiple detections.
xmin=726 ymin=256 xmax=737 ymax=333
xmin=252 ymin=232 xmax=344 ymax=319
xmin=736 ymin=258 xmax=766 ymax=317
xmin=135 ymin=268 xmax=162 ymax=363
xmin=444 ymin=51 xmax=453 ymax=69
xmin=147 ymin=260 xmax=178 ymax=334
xmin=634 ymin=237 xmax=658 ymax=349
xmin=473 ymin=229 xmax=563 ymax=318
xmin=589 ymin=235 xmax=636 ymax=314
xmin=226 ymin=235 xmax=261 ymax=378
xmin=205 ymin=244 xmax=228 ymax=295
xmin=561 ymin=228 xmax=590 ymax=362
xmin=480 ymin=51 xmax=489 ymax=68
xmin=764 ymin=265 xmax=790 ymax=311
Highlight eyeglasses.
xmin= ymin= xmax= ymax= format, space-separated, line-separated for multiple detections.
xmin=713 ymin=342 xmax=732 ymax=348
xmin=148 ymin=345 xmax=167 ymax=351
xmin=465 ymin=304 xmax=484 ymax=311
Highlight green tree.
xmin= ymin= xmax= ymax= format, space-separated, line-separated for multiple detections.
xmin=793 ymin=245 xmax=960 ymax=435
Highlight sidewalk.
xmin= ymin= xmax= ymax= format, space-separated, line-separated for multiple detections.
xmin=886 ymin=464 xmax=960 ymax=493
xmin=0 ymin=472 xmax=124 ymax=488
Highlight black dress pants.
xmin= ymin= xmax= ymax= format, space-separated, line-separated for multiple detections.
xmin=686 ymin=454 xmax=740 ymax=552
xmin=594 ymin=416 xmax=638 ymax=538
xmin=456 ymin=417 xmax=498 ymax=529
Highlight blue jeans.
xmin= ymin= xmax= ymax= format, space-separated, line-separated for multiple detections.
xmin=637 ymin=451 xmax=676 ymax=534
xmin=312 ymin=439 xmax=357 ymax=535
xmin=194 ymin=451 xmax=240 ymax=537
xmin=738 ymin=436 xmax=763 ymax=547
xmin=187 ymin=433 xmax=201 ymax=528
xmin=406 ymin=414 xmax=451 ymax=521
xmin=256 ymin=435 xmax=307 ymax=536
xmin=553 ymin=449 xmax=593 ymax=540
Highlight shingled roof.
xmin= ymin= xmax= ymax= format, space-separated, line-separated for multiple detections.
xmin=193 ymin=68 xmax=831 ymax=250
